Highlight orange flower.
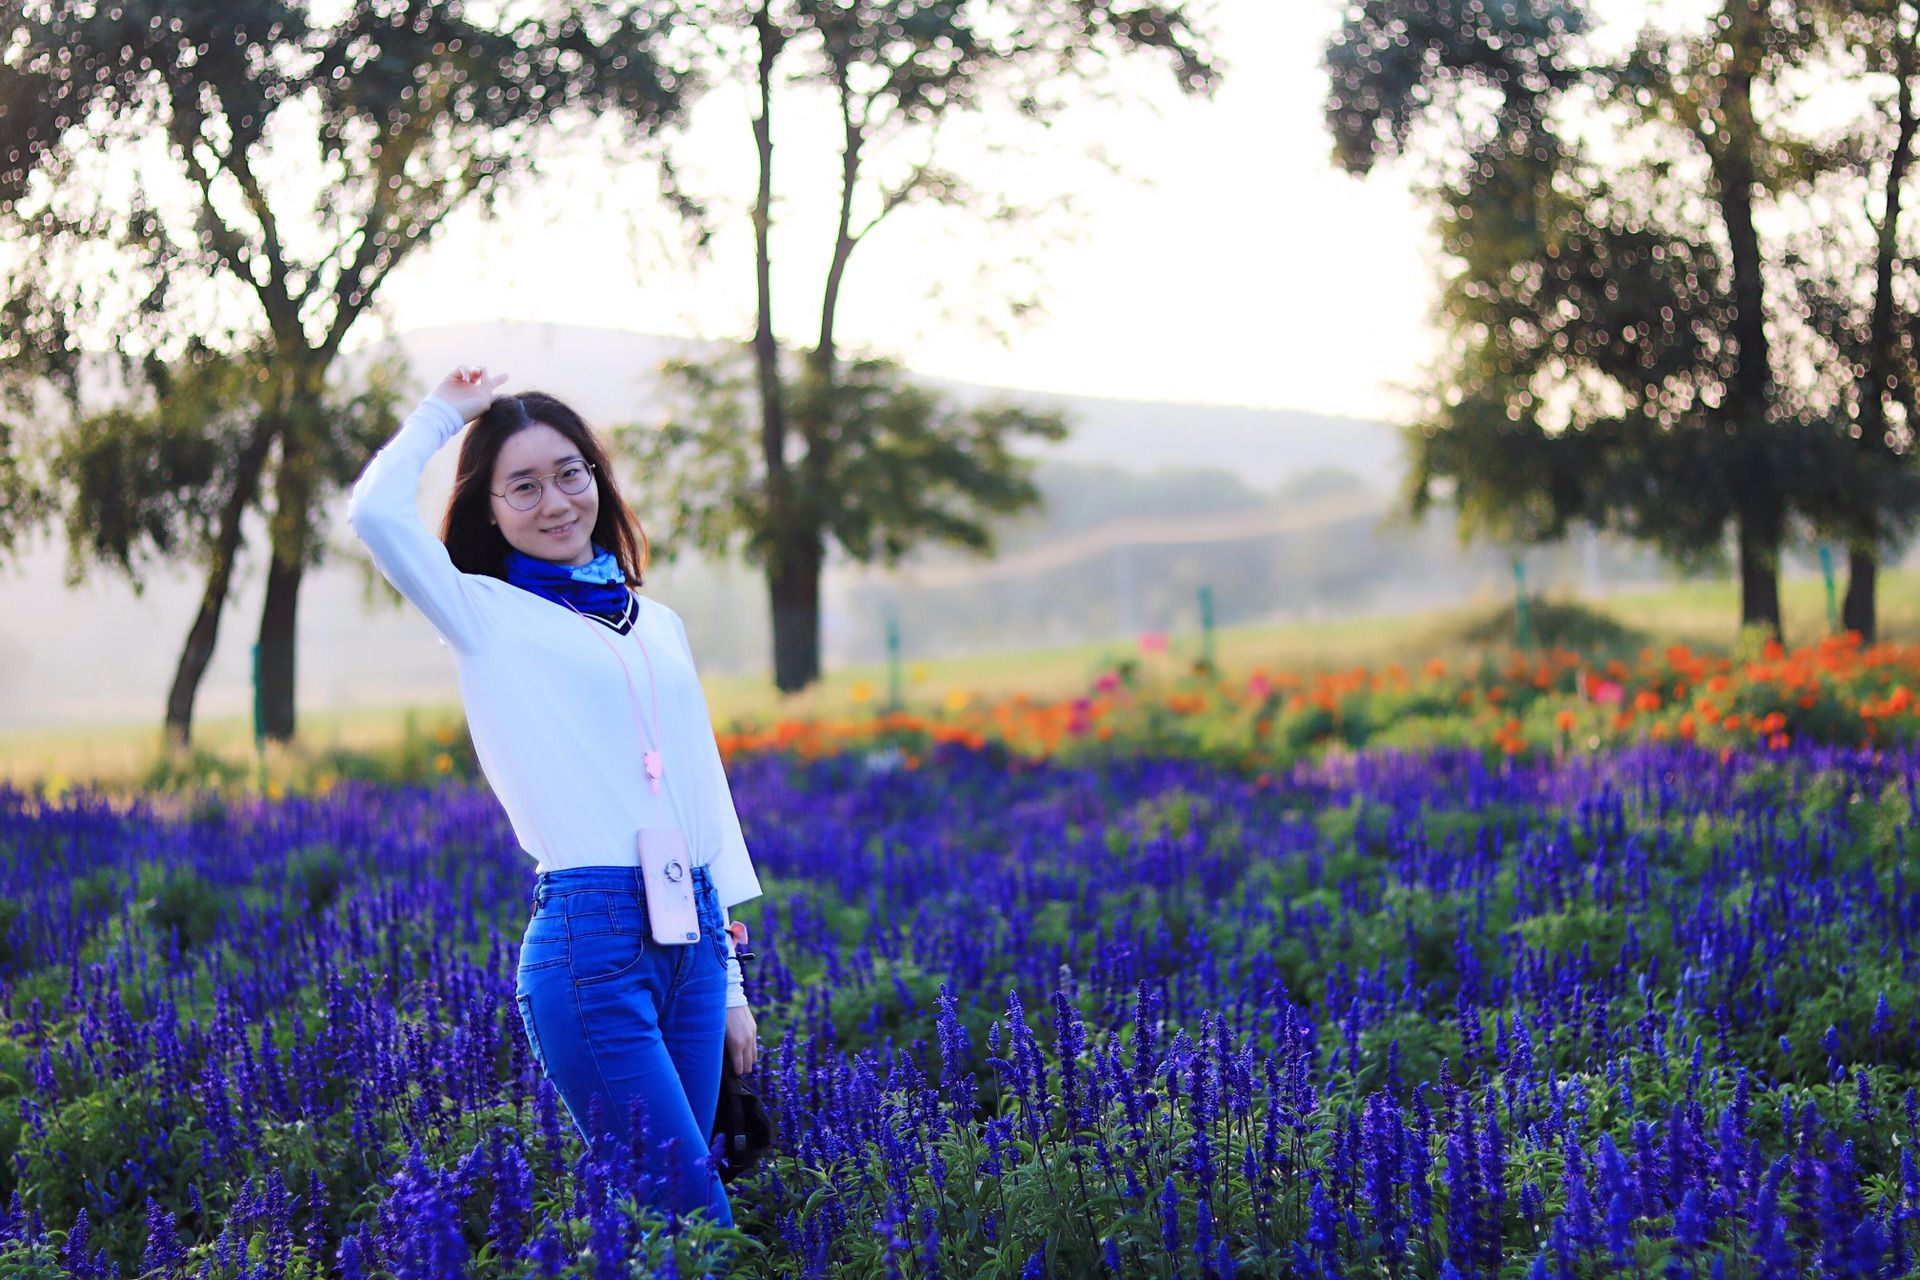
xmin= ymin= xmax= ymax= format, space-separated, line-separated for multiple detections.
xmin=1678 ymin=713 xmax=1697 ymax=740
xmin=1555 ymin=709 xmax=1577 ymax=733
xmin=1634 ymin=689 xmax=1661 ymax=713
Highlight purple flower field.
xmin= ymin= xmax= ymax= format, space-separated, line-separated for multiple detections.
xmin=3 ymin=739 xmax=1919 ymax=1277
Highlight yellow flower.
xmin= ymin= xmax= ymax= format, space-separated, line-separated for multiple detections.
xmin=944 ymin=688 xmax=971 ymax=713
xmin=267 ymin=781 xmax=285 ymax=800
xmin=910 ymin=663 xmax=928 ymax=682
xmin=434 ymin=752 xmax=454 ymax=774
xmin=434 ymin=725 xmax=457 ymax=746
xmin=850 ymin=681 xmax=875 ymax=704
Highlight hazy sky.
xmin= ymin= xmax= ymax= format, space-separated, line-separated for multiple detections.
xmin=369 ymin=0 xmax=1442 ymax=423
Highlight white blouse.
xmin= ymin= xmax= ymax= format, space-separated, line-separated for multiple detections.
xmin=347 ymin=395 xmax=762 ymax=1007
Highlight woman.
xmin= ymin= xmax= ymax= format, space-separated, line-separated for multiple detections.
xmin=347 ymin=364 xmax=760 ymax=1239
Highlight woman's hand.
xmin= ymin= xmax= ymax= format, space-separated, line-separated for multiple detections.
xmin=725 ymin=1004 xmax=758 ymax=1075
xmin=431 ymin=365 xmax=509 ymax=423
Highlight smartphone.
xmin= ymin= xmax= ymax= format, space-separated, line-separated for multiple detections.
xmin=637 ymin=827 xmax=701 ymax=946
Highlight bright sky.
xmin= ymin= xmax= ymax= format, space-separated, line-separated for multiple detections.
xmin=369 ymin=0 xmax=1442 ymax=423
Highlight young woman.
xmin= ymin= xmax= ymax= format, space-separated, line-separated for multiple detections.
xmin=347 ymin=364 xmax=761 ymax=1238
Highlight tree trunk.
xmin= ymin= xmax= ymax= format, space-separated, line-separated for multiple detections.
xmin=257 ymin=440 xmax=315 ymax=742
xmin=258 ymin=552 xmax=303 ymax=742
xmin=1845 ymin=7 xmax=1917 ymax=645
xmin=1713 ymin=0 xmax=1781 ymax=641
xmin=767 ymin=531 xmax=823 ymax=693
xmin=1735 ymin=508 xmax=1783 ymax=643
xmin=164 ymin=421 xmax=277 ymax=747
xmin=1842 ymin=542 xmax=1877 ymax=641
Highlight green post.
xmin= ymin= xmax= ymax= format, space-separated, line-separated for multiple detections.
xmin=885 ymin=601 xmax=903 ymax=712
xmin=251 ymin=642 xmax=266 ymax=794
xmin=1512 ymin=557 xmax=1531 ymax=649
xmin=1198 ymin=583 xmax=1216 ymax=670
xmin=1819 ymin=544 xmax=1837 ymax=632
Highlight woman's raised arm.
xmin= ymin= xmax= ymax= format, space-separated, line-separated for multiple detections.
xmin=346 ymin=368 xmax=506 ymax=653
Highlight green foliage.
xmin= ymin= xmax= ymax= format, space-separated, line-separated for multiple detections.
xmin=283 ymin=843 xmax=347 ymax=918
xmin=626 ymin=350 xmax=1071 ymax=571
xmin=143 ymin=748 xmax=254 ymax=792
xmin=142 ymin=867 xmax=227 ymax=952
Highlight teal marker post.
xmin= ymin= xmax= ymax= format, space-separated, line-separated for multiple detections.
xmin=1512 ymin=557 xmax=1531 ymax=649
xmin=251 ymin=642 xmax=266 ymax=793
xmin=885 ymin=601 xmax=903 ymax=712
xmin=1819 ymin=545 xmax=1837 ymax=632
xmin=1198 ymin=584 xmax=1216 ymax=670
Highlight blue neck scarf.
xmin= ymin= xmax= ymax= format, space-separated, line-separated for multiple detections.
xmin=502 ymin=543 xmax=630 ymax=615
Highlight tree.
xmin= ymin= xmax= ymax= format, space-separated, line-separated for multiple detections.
xmin=1789 ymin=0 xmax=1920 ymax=641
xmin=0 ymin=0 xmax=687 ymax=743
xmin=624 ymin=349 xmax=1069 ymax=624
xmin=651 ymin=0 xmax=1216 ymax=693
xmin=1326 ymin=0 xmax=1828 ymax=640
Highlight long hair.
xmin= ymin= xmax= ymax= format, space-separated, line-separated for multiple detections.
xmin=439 ymin=392 xmax=649 ymax=585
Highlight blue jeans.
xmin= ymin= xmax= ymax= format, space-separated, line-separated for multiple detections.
xmin=515 ymin=863 xmax=735 ymax=1232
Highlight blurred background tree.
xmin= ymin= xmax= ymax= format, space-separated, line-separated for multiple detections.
xmin=1788 ymin=0 xmax=1920 ymax=640
xmin=1327 ymin=0 xmax=1920 ymax=642
xmin=0 ymin=0 xmax=688 ymax=743
xmin=622 ymin=349 xmax=1070 ymax=628
xmin=637 ymin=0 xmax=1219 ymax=693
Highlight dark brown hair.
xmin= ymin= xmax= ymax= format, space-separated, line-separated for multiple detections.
xmin=439 ymin=391 xmax=649 ymax=584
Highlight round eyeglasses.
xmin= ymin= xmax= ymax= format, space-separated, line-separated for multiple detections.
xmin=490 ymin=460 xmax=596 ymax=512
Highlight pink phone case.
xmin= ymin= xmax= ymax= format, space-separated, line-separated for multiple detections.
xmin=638 ymin=828 xmax=701 ymax=946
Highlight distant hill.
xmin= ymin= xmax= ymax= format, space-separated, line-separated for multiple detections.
xmin=1 ymin=320 xmax=1662 ymax=730
xmin=378 ymin=321 xmax=1407 ymax=493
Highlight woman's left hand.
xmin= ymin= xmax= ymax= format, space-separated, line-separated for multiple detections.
xmin=725 ymin=1004 xmax=758 ymax=1075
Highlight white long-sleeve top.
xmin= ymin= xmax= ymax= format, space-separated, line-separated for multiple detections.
xmin=347 ymin=395 xmax=761 ymax=1007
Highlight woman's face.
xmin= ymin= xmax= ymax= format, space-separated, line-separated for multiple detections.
xmin=490 ymin=423 xmax=600 ymax=567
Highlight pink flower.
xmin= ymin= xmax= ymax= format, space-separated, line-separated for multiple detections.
xmin=1139 ymin=630 xmax=1169 ymax=654
xmin=1589 ymin=678 xmax=1624 ymax=706
xmin=1095 ymin=671 xmax=1121 ymax=693
xmin=1248 ymin=674 xmax=1272 ymax=700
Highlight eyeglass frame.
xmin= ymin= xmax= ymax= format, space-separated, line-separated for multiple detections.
xmin=489 ymin=459 xmax=598 ymax=512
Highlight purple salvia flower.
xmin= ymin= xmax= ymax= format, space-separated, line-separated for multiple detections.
xmin=142 ymin=1197 xmax=186 ymax=1273
xmin=1160 ymin=1175 xmax=1181 ymax=1257
xmin=62 ymin=1209 xmax=90 ymax=1280
xmin=1306 ymin=1174 xmax=1340 ymax=1268
xmin=1673 ymin=1186 xmax=1709 ymax=1253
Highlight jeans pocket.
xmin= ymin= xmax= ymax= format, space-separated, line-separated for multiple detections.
xmin=570 ymin=926 xmax=647 ymax=987
xmin=516 ymin=992 xmax=548 ymax=1075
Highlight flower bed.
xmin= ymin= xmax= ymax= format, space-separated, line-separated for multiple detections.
xmin=2 ymin=732 xmax=1917 ymax=1276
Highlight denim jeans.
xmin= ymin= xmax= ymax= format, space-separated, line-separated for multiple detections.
xmin=515 ymin=862 xmax=735 ymax=1232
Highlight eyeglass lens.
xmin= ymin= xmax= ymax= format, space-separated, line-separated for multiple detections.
xmin=503 ymin=463 xmax=593 ymax=511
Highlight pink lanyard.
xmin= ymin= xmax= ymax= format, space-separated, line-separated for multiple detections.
xmin=565 ymin=596 xmax=664 ymax=793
